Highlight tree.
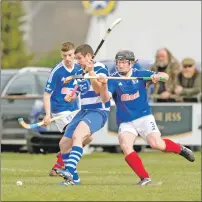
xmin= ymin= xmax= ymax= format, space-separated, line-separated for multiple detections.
xmin=1 ymin=0 xmax=33 ymax=69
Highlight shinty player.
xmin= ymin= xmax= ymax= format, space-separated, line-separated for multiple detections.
xmin=98 ymin=50 xmax=195 ymax=186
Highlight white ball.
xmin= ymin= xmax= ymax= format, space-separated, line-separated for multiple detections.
xmin=16 ymin=180 xmax=22 ymax=185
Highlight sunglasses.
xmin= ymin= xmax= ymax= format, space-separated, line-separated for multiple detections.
xmin=183 ymin=65 xmax=193 ymax=68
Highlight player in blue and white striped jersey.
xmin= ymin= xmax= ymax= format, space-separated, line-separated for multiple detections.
xmin=43 ymin=42 xmax=93 ymax=183
xmin=57 ymin=44 xmax=110 ymax=185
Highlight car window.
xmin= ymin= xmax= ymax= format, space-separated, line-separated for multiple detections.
xmin=6 ymin=74 xmax=37 ymax=95
xmin=36 ymin=72 xmax=50 ymax=95
xmin=1 ymin=74 xmax=13 ymax=92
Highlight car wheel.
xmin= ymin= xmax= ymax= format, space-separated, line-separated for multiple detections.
xmin=27 ymin=143 xmax=40 ymax=154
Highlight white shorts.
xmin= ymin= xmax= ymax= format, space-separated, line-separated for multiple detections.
xmin=118 ymin=114 xmax=160 ymax=141
xmin=51 ymin=111 xmax=77 ymax=133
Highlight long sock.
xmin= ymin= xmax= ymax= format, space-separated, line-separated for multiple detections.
xmin=53 ymin=152 xmax=64 ymax=169
xmin=60 ymin=152 xmax=80 ymax=181
xmin=73 ymin=169 xmax=80 ymax=183
xmin=163 ymin=139 xmax=181 ymax=154
xmin=65 ymin=146 xmax=83 ymax=176
xmin=125 ymin=151 xmax=150 ymax=179
xmin=61 ymin=152 xmax=71 ymax=169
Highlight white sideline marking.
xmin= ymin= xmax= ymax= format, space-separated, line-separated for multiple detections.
xmin=1 ymin=168 xmax=130 ymax=174
xmin=1 ymin=168 xmax=200 ymax=175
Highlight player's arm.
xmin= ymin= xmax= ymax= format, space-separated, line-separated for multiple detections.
xmin=88 ymin=70 xmax=102 ymax=94
xmin=64 ymin=83 xmax=80 ymax=102
xmin=91 ymin=65 xmax=110 ymax=94
xmin=98 ymin=77 xmax=115 ymax=103
xmin=136 ymin=70 xmax=169 ymax=83
xmin=151 ymin=72 xmax=169 ymax=83
xmin=43 ymin=70 xmax=58 ymax=125
xmin=43 ymin=92 xmax=51 ymax=115
xmin=86 ymin=60 xmax=108 ymax=94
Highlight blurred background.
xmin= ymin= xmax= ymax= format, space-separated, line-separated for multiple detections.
xmin=1 ymin=0 xmax=201 ymax=154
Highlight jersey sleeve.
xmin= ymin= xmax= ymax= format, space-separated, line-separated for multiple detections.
xmin=45 ymin=69 xmax=59 ymax=94
xmin=96 ymin=65 xmax=109 ymax=76
xmin=133 ymin=62 xmax=145 ymax=71
xmin=135 ymin=69 xmax=157 ymax=77
xmin=108 ymin=79 xmax=116 ymax=97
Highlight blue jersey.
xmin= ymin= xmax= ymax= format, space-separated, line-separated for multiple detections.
xmin=133 ymin=62 xmax=144 ymax=70
xmin=45 ymin=61 xmax=81 ymax=113
xmin=108 ymin=69 xmax=157 ymax=126
xmin=75 ymin=62 xmax=110 ymax=111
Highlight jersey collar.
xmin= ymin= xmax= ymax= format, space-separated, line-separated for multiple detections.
xmin=62 ymin=61 xmax=75 ymax=73
xmin=118 ymin=69 xmax=133 ymax=77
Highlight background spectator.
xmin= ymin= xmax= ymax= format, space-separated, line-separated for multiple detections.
xmin=174 ymin=57 xmax=201 ymax=102
xmin=150 ymin=48 xmax=180 ymax=102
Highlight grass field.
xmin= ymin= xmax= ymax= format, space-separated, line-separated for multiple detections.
xmin=1 ymin=151 xmax=201 ymax=201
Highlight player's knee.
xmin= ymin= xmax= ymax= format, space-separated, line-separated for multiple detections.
xmin=59 ymin=138 xmax=65 ymax=150
xmin=119 ymin=135 xmax=133 ymax=155
xmin=120 ymin=143 xmax=133 ymax=155
xmin=83 ymin=135 xmax=93 ymax=147
xmin=147 ymin=134 xmax=165 ymax=150
xmin=59 ymin=137 xmax=72 ymax=151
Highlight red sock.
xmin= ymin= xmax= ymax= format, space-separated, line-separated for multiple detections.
xmin=125 ymin=151 xmax=150 ymax=179
xmin=52 ymin=152 xmax=64 ymax=169
xmin=163 ymin=139 xmax=181 ymax=154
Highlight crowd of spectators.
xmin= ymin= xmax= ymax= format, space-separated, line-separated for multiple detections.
xmin=148 ymin=48 xmax=201 ymax=103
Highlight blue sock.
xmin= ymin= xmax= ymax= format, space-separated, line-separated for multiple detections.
xmin=73 ymin=169 xmax=80 ymax=183
xmin=62 ymin=152 xmax=80 ymax=181
xmin=61 ymin=152 xmax=70 ymax=167
xmin=65 ymin=146 xmax=83 ymax=175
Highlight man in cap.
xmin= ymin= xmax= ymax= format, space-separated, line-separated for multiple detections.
xmin=175 ymin=57 xmax=201 ymax=102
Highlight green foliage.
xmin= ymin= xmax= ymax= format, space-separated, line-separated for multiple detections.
xmin=1 ymin=0 xmax=33 ymax=69
xmin=31 ymin=50 xmax=61 ymax=68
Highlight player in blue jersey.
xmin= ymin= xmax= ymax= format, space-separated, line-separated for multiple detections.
xmin=99 ymin=50 xmax=195 ymax=186
xmin=43 ymin=42 xmax=92 ymax=183
xmin=56 ymin=44 xmax=110 ymax=185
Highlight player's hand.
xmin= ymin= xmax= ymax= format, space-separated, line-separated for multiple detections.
xmin=64 ymin=93 xmax=77 ymax=102
xmin=151 ymin=74 xmax=161 ymax=83
xmin=85 ymin=59 xmax=95 ymax=72
xmin=97 ymin=75 xmax=108 ymax=84
xmin=43 ymin=114 xmax=51 ymax=126
xmin=63 ymin=76 xmax=73 ymax=84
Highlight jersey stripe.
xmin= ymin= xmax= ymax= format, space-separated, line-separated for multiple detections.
xmin=48 ymin=62 xmax=63 ymax=83
xmin=79 ymin=62 xmax=110 ymax=111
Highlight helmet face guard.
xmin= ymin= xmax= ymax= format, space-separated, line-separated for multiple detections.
xmin=115 ymin=50 xmax=135 ymax=75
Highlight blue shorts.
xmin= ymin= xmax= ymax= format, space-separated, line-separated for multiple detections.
xmin=64 ymin=109 xmax=108 ymax=139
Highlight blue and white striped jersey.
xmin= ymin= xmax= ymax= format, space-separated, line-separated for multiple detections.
xmin=75 ymin=62 xmax=110 ymax=111
xmin=45 ymin=61 xmax=81 ymax=113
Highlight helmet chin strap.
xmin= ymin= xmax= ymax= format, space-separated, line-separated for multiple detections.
xmin=119 ymin=71 xmax=128 ymax=76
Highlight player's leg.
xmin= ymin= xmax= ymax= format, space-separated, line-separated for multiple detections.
xmin=50 ymin=135 xmax=94 ymax=176
xmin=61 ymin=110 xmax=107 ymax=183
xmin=49 ymin=113 xmax=74 ymax=176
xmin=140 ymin=115 xmax=195 ymax=162
xmin=49 ymin=116 xmax=68 ymax=176
xmin=57 ymin=134 xmax=94 ymax=184
xmin=56 ymin=111 xmax=84 ymax=184
xmin=118 ymin=122 xmax=152 ymax=186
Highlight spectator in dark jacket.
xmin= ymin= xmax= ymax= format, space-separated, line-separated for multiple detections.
xmin=175 ymin=57 xmax=201 ymax=102
xmin=150 ymin=48 xmax=180 ymax=102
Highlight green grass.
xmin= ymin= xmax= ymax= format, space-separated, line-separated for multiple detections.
xmin=1 ymin=151 xmax=201 ymax=201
